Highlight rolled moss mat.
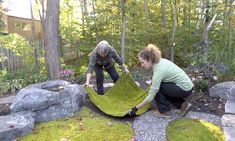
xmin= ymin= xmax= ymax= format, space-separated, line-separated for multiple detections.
xmin=85 ymin=73 xmax=150 ymax=117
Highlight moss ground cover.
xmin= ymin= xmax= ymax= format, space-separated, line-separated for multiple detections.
xmin=19 ymin=107 xmax=134 ymax=141
xmin=86 ymin=73 xmax=150 ymax=117
xmin=166 ymin=118 xmax=225 ymax=141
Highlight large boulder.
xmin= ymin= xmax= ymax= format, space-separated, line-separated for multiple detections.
xmin=209 ymin=81 xmax=235 ymax=100
xmin=10 ymin=80 xmax=87 ymax=122
xmin=0 ymin=111 xmax=34 ymax=141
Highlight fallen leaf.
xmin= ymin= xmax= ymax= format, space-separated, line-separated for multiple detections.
xmin=129 ymin=136 xmax=136 ymax=141
xmin=60 ymin=137 xmax=68 ymax=141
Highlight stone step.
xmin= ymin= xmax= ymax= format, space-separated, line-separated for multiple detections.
xmin=0 ymin=112 xmax=34 ymax=141
xmin=225 ymin=100 xmax=235 ymax=114
xmin=0 ymin=95 xmax=16 ymax=105
xmin=223 ymin=127 xmax=235 ymax=141
xmin=222 ymin=114 xmax=235 ymax=127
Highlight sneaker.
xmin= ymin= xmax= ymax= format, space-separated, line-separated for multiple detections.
xmin=179 ymin=101 xmax=192 ymax=117
xmin=152 ymin=110 xmax=171 ymax=119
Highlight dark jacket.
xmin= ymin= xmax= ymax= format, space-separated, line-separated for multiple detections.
xmin=87 ymin=46 xmax=123 ymax=73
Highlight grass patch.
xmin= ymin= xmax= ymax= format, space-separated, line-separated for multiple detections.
xmin=86 ymin=73 xmax=150 ymax=117
xmin=166 ymin=118 xmax=225 ymax=141
xmin=19 ymin=107 xmax=134 ymax=141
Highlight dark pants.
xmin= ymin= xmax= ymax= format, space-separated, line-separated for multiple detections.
xmin=154 ymin=82 xmax=193 ymax=113
xmin=94 ymin=64 xmax=119 ymax=94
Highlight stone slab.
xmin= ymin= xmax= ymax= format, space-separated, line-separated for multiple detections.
xmin=223 ymin=127 xmax=235 ymax=141
xmin=0 ymin=95 xmax=16 ymax=104
xmin=222 ymin=114 xmax=235 ymax=127
xmin=225 ymin=100 xmax=235 ymax=114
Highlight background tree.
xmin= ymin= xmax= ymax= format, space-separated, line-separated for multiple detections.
xmin=0 ymin=0 xmax=5 ymax=31
xmin=121 ymin=0 xmax=126 ymax=62
xmin=44 ymin=0 xmax=61 ymax=79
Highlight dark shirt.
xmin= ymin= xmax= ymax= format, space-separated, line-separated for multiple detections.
xmin=87 ymin=46 xmax=124 ymax=73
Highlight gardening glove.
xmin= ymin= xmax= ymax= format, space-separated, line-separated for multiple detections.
xmin=127 ymin=107 xmax=138 ymax=116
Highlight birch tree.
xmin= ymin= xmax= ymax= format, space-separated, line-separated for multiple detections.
xmin=170 ymin=0 xmax=177 ymax=62
xmin=228 ymin=0 xmax=234 ymax=54
xmin=121 ymin=0 xmax=126 ymax=62
xmin=161 ymin=0 xmax=169 ymax=58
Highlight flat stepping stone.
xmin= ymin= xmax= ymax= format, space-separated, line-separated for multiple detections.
xmin=0 ymin=112 xmax=34 ymax=141
xmin=133 ymin=111 xmax=222 ymax=141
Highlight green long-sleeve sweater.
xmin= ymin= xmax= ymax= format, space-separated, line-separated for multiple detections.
xmin=145 ymin=58 xmax=193 ymax=102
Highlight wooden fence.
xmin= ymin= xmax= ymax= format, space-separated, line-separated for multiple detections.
xmin=0 ymin=47 xmax=23 ymax=71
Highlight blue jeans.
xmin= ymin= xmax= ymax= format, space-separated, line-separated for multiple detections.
xmin=154 ymin=82 xmax=193 ymax=113
xmin=94 ymin=64 xmax=119 ymax=95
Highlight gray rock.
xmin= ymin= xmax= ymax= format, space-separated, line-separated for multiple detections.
xmin=10 ymin=88 xmax=59 ymax=112
xmin=34 ymin=84 xmax=84 ymax=122
xmin=222 ymin=114 xmax=235 ymax=127
xmin=10 ymin=80 xmax=86 ymax=122
xmin=225 ymin=100 xmax=235 ymax=114
xmin=223 ymin=127 xmax=235 ymax=141
xmin=26 ymin=80 xmax=71 ymax=89
xmin=0 ymin=111 xmax=34 ymax=141
xmin=209 ymin=81 xmax=235 ymax=100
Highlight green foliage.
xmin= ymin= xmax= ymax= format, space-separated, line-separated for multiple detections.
xmin=167 ymin=118 xmax=225 ymax=141
xmin=19 ymin=107 xmax=134 ymax=141
xmin=4 ymin=65 xmax=47 ymax=87
xmin=195 ymin=80 xmax=209 ymax=93
xmin=0 ymin=81 xmax=10 ymax=96
xmin=86 ymin=73 xmax=150 ymax=117
xmin=0 ymin=69 xmax=9 ymax=96
xmin=6 ymin=79 xmax=23 ymax=93
xmin=0 ymin=33 xmax=35 ymax=65
xmin=57 ymin=0 xmax=235 ymax=81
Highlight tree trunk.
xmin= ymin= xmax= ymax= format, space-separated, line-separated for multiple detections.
xmin=196 ymin=0 xmax=204 ymax=30
xmin=183 ymin=0 xmax=187 ymax=27
xmin=161 ymin=0 xmax=169 ymax=58
xmin=223 ymin=0 xmax=228 ymax=29
xmin=91 ymin=0 xmax=99 ymax=44
xmin=44 ymin=0 xmax=61 ymax=79
xmin=30 ymin=0 xmax=39 ymax=69
xmin=228 ymin=0 xmax=233 ymax=54
xmin=171 ymin=0 xmax=177 ymax=62
xmin=121 ymin=0 xmax=126 ymax=62
xmin=79 ymin=0 xmax=85 ymax=36
xmin=144 ymin=0 xmax=151 ymax=42
xmin=202 ymin=14 xmax=217 ymax=62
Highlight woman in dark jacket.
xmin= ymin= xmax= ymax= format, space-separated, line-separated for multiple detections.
xmin=84 ymin=40 xmax=129 ymax=95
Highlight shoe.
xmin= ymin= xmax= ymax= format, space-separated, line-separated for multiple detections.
xmin=179 ymin=101 xmax=192 ymax=117
xmin=152 ymin=110 xmax=171 ymax=119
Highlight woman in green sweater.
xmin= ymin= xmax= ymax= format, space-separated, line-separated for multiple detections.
xmin=127 ymin=44 xmax=194 ymax=118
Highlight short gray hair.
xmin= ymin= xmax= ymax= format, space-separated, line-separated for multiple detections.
xmin=96 ymin=40 xmax=110 ymax=55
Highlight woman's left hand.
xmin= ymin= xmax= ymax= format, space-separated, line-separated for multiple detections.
xmin=124 ymin=67 xmax=129 ymax=73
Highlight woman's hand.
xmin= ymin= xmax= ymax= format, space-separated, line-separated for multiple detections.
xmin=122 ymin=65 xmax=129 ymax=73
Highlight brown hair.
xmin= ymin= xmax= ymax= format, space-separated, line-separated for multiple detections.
xmin=138 ymin=44 xmax=162 ymax=64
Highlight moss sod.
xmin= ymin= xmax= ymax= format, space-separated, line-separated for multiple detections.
xmin=166 ymin=118 xmax=225 ymax=141
xmin=19 ymin=107 xmax=134 ymax=141
xmin=86 ymin=73 xmax=150 ymax=117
